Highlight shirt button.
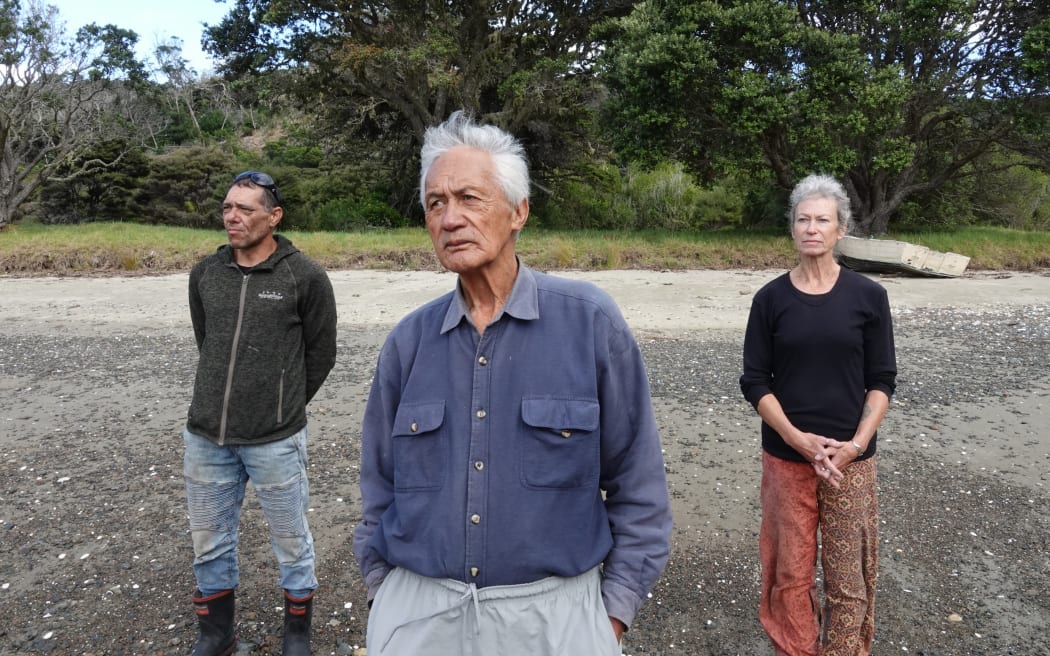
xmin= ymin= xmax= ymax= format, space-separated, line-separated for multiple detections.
xmin=476 ymin=409 xmax=487 ymax=419
xmin=474 ymin=461 xmax=484 ymax=471
xmin=470 ymin=514 xmax=481 ymax=525
xmin=410 ymin=422 xmax=419 ymax=433
xmin=560 ymin=430 xmax=572 ymax=438
xmin=478 ymin=356 xmax=488 ymax=366
xmin=470 ymin=567 xmax=479 ymax=577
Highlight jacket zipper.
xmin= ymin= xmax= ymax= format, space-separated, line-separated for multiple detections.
xmin=277 ymin=369 xmax=284 ymax=423
xmin=218 ymin=274 xmax=250 ymax=444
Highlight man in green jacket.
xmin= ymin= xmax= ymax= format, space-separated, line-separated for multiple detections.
xmin=182 ymin=171 xmax=337 ymax=656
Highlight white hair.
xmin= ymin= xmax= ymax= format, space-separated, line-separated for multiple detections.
xmin=788 ymin=173 xmax=852 ymax=233
xmin=419 ymin=111 xmax=530 ymax=208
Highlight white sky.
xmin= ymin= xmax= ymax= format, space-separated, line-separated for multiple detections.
xmin=45 ymin=0 xmax=233 ymax=75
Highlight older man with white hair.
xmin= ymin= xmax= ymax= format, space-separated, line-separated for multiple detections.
xmin=353 ymin=111 xmax=672 ymax=655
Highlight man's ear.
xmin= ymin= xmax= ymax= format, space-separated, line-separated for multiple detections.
xmin=511 ymin=199 xmax=529 ymax=231
xmin=270 ymin=206 xmax=284 ymax=228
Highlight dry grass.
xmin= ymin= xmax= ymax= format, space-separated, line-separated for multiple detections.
xmin=0 ymin=223 xmax=1047 ymax=275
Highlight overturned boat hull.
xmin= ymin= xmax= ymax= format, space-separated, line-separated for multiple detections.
xmin=835 ymin=236 xmax=970 ymax=278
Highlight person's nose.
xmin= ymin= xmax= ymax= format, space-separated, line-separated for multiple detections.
xmin=440 ymin=199 xmax=468 ymax=230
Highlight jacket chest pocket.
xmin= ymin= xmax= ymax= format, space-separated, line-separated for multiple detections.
xmin=520 ymin=398 xmax=600 ymax=489
xmin=392 ymin=401 xmax=447 ymax=491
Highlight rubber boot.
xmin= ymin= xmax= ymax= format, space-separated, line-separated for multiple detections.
xmin=282 ymin=589 xmax=314 ymax=655
xmin=191 ymin=589 xmax=237 ymax=656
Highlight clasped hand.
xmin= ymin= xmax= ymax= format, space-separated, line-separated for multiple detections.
xmin=804 ymin=434 xmax=853 ymax=489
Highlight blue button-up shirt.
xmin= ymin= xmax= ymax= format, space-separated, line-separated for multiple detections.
xmin=353 ymin=264 xmax=672 ymax=627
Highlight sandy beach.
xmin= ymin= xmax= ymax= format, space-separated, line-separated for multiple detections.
xmin=6 ymin=268 xmax=1050 ymax=335
xmin=1 ymin=268 xmax=1048 ymax=655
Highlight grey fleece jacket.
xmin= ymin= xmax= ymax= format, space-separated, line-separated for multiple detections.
xmin=186 ymin=234 xmax=337 ymax=445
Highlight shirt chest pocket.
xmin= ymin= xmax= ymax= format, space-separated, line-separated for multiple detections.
xmin=520 ymin=398 xmax=600 ymax=489
xmin=392 ymin=401 xmax=447 ymax=491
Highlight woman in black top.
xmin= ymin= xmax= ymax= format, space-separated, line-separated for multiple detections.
xmin=740 ymin=174 xmax=896 ymax=656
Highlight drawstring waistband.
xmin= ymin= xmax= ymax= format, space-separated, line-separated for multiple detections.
xmin=377 ymin=566 xmax=600 ymax=651
xmin=467 ymin=583 xmax=481 ymax=634
xmin=381 ymin=582 xmax=482 ymax=650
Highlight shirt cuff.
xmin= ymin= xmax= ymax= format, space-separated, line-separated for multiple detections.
xmin=601 ymin=577 xmax=643 ymax=630
xmin=363 ymin=565 xmax=391 ymax=602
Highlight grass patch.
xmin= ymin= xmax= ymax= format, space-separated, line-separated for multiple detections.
xmin=0 ymin=223 xmax=1047 ymax=275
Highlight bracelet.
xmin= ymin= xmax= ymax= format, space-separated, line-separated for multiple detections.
xmin=851 ymin=440 xmax=864 ymax=455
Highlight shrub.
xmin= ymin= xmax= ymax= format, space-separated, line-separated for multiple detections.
xmin=313 ymin=194 xmax=407 ymax=231
xmin=694 ymin=183 xmax=746 ymax=228
xmin=538 ymin=166 xmax=633 ymax=230
xmin=263 ymin=140 xmax=324 ymax=168
xmin=623 ymin=162 xmax=743 ymax=230
xmin=538 ymin=162 xmax=745 ymax=230
xmin=140 ymin=145 xmax=235 ymax=228
xmin=971 ymin=165 xmax=1050 ymax=231
xmin=622 ymin=163 xmax=699 ymax=230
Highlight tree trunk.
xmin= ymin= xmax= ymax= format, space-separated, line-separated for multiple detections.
xmin=0 ymin=194 xmax=13 ymax=228
xmin=853 ymin=201 xmax=895 ymax=236
xmin=848 ymin=169 xmax=903 ymax=236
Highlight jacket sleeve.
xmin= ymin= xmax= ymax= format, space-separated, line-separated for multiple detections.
xmin=598 ymin=320 xmax=673 ymax=629
xmin=299 ymin=268 xmax=338 ymax=403
xmin=188 ymin=263 xmax=206 ymax=350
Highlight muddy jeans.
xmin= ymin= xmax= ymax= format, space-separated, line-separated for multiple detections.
xmin=759 ymin=451 xmax=878 ymax=656
xmin=183 ymin=427 xmax=316 ymax=598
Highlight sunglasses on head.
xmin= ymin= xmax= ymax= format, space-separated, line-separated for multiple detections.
xmin=233 ymin=171 xmax=283 ymax=206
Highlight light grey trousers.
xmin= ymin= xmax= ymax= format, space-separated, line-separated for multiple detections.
xmin=366 ymin=566 xmax=622 ymax=656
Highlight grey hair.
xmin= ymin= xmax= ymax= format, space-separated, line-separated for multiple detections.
xmin=788 ymin=174 xmax=852 ymax=234
xmin=419 ymin=111 xmax=530 ymax=208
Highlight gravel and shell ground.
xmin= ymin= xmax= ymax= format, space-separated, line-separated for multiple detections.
xmin=1 ymin=269 xmax=1048 ymax=656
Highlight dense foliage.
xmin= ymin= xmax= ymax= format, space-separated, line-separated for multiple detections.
xmin=0 ymin=0 xmax=150 ymax=227
xmin=597 ymin=0 xmax=1050 ymax=235
xmin=2 ymin=0 xmax=1049 ymax=234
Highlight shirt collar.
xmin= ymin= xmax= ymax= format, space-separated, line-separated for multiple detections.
xmin=440 ymin=260 xmax=540 ymax=334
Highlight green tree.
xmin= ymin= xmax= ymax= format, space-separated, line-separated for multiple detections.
xmin=598 ymin=0 xmax=1050 ymax=235
xmin=139 ymin=38 xmax=251 ymax=147
xmin=152 ymin=37 xmax=208 ymax=140
xmin=203 ymin=0 xmax=636 ymax=214
xmin=0 ymin=0 xmax=150 ymax=227
xmin=37 ymin=139 xmax=149 ymax=222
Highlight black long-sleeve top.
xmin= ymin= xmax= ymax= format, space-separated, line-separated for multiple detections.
xmin=740 ymin=269 xmax=897 ymax=463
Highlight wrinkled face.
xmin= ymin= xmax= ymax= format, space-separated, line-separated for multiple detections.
xmin=423 ymin=146 xmax=528 ymax=275
xmin=222 ymin=184 xmax=281 ymax=254
xmin=791 ymin=196 xmax=845 ymax=258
